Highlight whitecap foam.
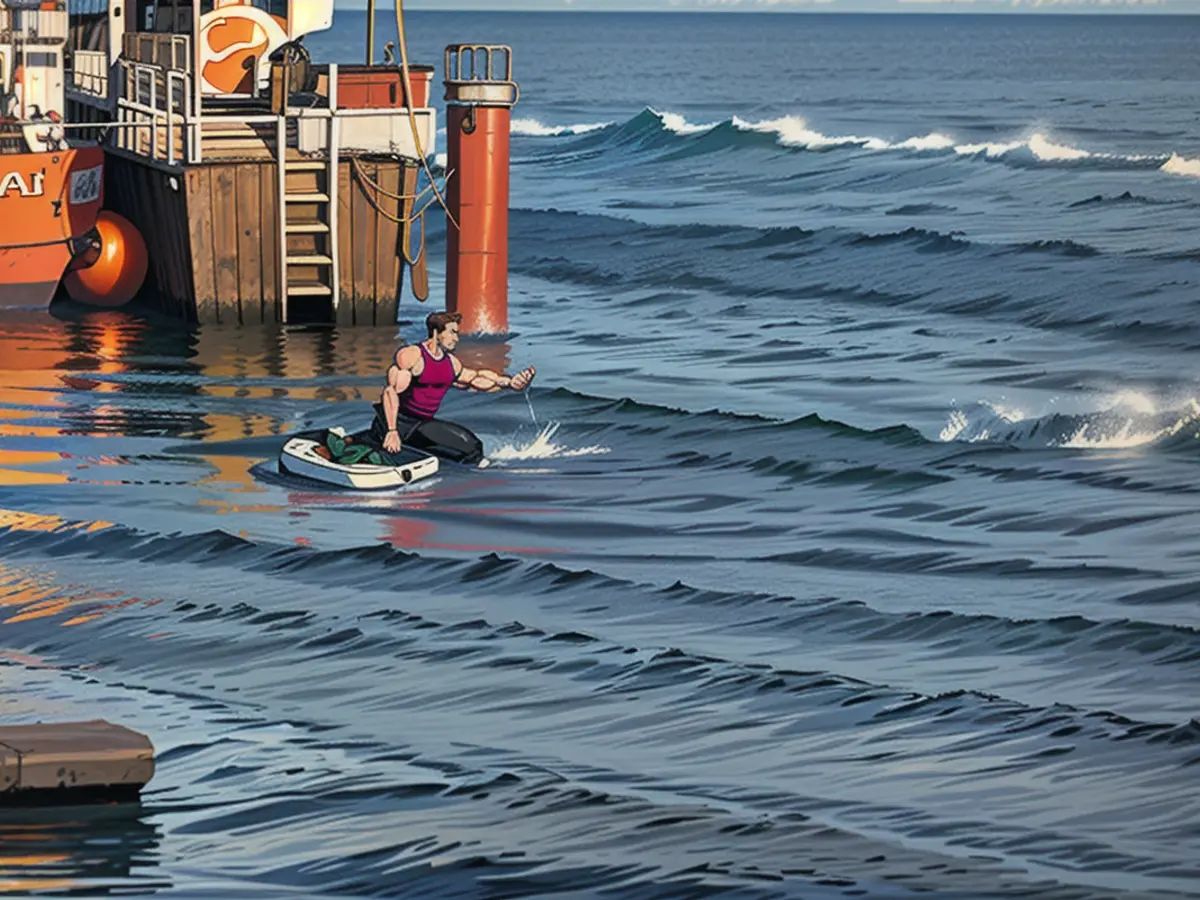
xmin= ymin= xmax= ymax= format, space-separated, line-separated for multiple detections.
xmin=731 ymin=114 xmax=888 ymax=150
xmin=510 ymin=118 xmax=612 ymax=137
xmin=940 ymin=395 xmax=1200 ymax=450
xmin=938 ymin=409 xmax=971 ymax=442
xmin=1105 ymin=389 xmax=1159 ymax=417
xmin=1027 ymin=132 xmax=1092 ymax=161
xmin=938 ymin=400 xmax=1029 ymax=443
xmin=653 ymin=110 xmax=720 ymax=135
xmin=488 ymin=422 xmax=611 ymax=462
xmin=954 ymin=139 xmax=1026 ymax=158
xmin=894 ymin=132 xmax=957 ymax=152
xmin=630 ymin=107 xmax=1185 ymax=181
xmin=1161 ymin=153 xmax=1200 ymax=179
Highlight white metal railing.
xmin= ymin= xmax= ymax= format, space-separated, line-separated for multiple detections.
xmin=113 ymin=57 xmax=194 ymax=165
xmin=0 ymin=7 xmax=68 ymax=41
xmin=69 ymin=49 xmax=109 ymax=98
xmin=121 ymin=32 xmax=190 ymax=71
xmin=64 ymin=54 xmax=437 ymax=170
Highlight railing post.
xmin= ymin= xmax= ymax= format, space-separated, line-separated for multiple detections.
xmin=166 ymin=71 xmax=175 ymax=165
xmin=192 ymin=3 xmax=202 ymax=164
xmin=149 ymin=70 xmax=158 ymax=159
xmin=277 ymin=113 xmax=289 ymax=323
xmin=329 ymin=63 xmax=339 ymax=314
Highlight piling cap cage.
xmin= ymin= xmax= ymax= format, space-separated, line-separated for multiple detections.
xmin=443 ymin=44 xmax=518 ymax=108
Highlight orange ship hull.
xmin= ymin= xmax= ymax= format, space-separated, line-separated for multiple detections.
xmin=0 ymin=145 xmax=105 ymax=308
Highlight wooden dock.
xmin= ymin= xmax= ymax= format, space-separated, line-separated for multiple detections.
xmin=101 ymin=151 xmax=425 ymax=326
xmin=64 ymin=29 xmax=436 ymax=326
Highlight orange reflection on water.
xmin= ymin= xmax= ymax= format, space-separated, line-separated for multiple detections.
xmin=0 ymin=855 xmax=69 ymax=865
xmin=0 ymin=559 xmax=162 ymax=630
xmin=0 ymin=448 xmax=69 ymax=486
xmin=0 ymin=854 xmax=74 ymax=895
xmin=0 ymin=311 xmax=137 ymax=443
xmin=2 ymin=582 xmax=126 ymax=626
xmin=195 ymin=452 xmax=269 ymax=495
xmin=0 ymin=507 xmax=113 ymax=535
xmin=198 ymin=498 xmax=286 ymax=515
xmin=0 ymin=823 xmax=93 ymax=894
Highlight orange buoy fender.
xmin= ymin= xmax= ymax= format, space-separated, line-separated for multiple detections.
xmin=64 ymin=211 xmax=148 ymax=307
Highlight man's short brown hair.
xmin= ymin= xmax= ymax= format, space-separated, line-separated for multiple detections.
xmin=426 ymin=310 xmax=463 ymax=337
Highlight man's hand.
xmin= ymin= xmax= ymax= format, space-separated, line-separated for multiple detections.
xmin=510 ymin=366 xmax=536 ymax=391
xmin=383 ymin=429 xmax=402 ymax=454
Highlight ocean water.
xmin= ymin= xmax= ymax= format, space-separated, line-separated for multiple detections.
xmin=2 ymin=11 xmax=1200 ymax=899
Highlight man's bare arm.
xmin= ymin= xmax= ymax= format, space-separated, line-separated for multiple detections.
xmin=381 ymin=346 xmax=423 ymax=435
xmin=452 ymin=357 xmax=535 ymax=392
xmin=454 ymin=365 xmax=510 ymax=392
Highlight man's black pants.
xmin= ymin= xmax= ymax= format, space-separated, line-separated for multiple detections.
xmin=370 ymin=402 xmax=485 ymax=465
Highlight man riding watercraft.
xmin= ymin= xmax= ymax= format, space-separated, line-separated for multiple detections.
xmin=371 ymin=311 xmax=535 ymax=466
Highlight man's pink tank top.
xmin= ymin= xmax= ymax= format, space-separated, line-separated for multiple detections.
xmin=399 ymin=343 xmax=455 ymax=420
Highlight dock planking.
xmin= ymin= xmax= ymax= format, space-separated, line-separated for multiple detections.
xmin=99 ymin=154 xmax=422 ymax=325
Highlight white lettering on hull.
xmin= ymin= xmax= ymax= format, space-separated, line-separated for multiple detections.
xmin=0 ymin=171 xmax=45 ymax=197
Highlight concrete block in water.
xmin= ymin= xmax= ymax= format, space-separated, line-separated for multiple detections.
xmin=0 ymin=720 xmax=154 ymax=806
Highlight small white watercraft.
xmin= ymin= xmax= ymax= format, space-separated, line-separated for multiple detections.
xmin=278 ymin=428 xmax=439 ymax=490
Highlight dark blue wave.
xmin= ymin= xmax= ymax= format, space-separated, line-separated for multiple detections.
xmin=2 ymin=519 xmax=1197 ymax=678
xmin=518 ymin=108 xmax=1185 ymax=181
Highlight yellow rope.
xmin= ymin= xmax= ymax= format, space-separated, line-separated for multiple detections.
xmin=350 ymin=157 xmax=454 ymax=225
xmin=395 ymin=0 xmax=459 ymax=232
xmin=403 ymin=200 xmax=426 ymax=270
xmin=349 ymin=158 xmax=450 ymax=267
xmin=350 ymin=156 xmax=438 ymax=204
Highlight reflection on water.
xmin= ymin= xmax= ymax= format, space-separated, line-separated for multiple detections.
xmin=0 ymin=806 xmax=166 ymax=894
xmin=0 ymin=305 xmax=413 ymax=459
xmin=3 ymin=289 xmax=1200 ymax=900
xmin=0 ymin=303 xmax=531 ymax=562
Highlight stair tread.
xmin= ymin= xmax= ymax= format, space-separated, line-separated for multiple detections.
xmin=287 ymin=254 xmax=334 ymax=265
xmin=285 ymin=222 xmax=330 ymax=233
xmin=286 ymin=160 xmax=328 ymax=171
xmin=287 ymin=283 xmax=332 ymax=296
xmin=286 ymin=192 xmax=329 ymax=202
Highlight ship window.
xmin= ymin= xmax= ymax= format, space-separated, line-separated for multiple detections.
xmin=199 ymin=0 xmax=286 ymax=17
xmin=26 ymin=52 xmax=58 ymax=67
xmin=69 ymin=0 xmax=109 ymax=14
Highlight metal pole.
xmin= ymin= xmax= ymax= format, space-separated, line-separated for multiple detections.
xmin=329 ymin=62 xmax=339 ymax=314
xmin=366 ymin=0 xmax=375 ymax=65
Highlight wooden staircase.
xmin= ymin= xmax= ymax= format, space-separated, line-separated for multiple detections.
xmin=276 ymin=122 xmax=339 ymax=323
xmin=200 ymin=119 xmax=286 ymax=159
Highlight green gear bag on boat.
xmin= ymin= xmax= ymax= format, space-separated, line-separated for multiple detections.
xmin=325 ymin=431 xmax=389 ymax=466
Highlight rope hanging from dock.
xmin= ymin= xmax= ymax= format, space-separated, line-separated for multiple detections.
xmin=395 ymin=0 xmax=459 ymax=232
xmin=350 ymin=158 xmax=456 ymax=266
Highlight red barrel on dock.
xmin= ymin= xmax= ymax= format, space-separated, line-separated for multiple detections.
xmin=443 ymin=45 xmax=519 ymax=335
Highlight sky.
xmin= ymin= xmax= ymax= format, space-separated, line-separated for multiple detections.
xmin=363 ymin=0 xmax=1200 ymax=11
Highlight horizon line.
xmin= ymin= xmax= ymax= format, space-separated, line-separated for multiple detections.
xmin=337 ymin=4 xmax=1200 ymax=13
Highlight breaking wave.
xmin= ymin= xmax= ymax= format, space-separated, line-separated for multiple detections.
xmin=516 ymin=108 xmax=1200 ymax=180
xmin=511 ymin=117 xmax=612 ymax=137
xmin=940 ymin=392 xmax=1200 ymax=450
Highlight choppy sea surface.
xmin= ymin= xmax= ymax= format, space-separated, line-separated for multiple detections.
xmin=2 ymin=11 xmax=1199 ymax=899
